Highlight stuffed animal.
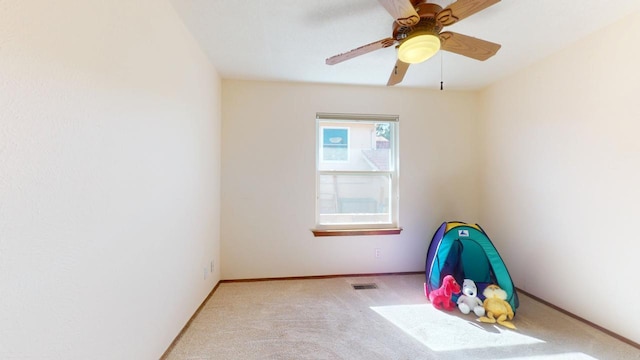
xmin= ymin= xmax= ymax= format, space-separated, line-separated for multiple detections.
xmin=457 ymin=279 xmax=485 ymax=317
xmin=477 ymin=284 xmax=516 ymax=329
xmin=428 ymin=275 xmax=461 ymax=311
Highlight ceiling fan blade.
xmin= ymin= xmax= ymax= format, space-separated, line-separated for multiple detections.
xmin=440 ymin=31 xmax=500 ymax=61
xmin=378 ymin=0 xmax=420 ymax=26
xmin=387 ymin=59 xmax=410 ymax=86
xmin=437 ymin=0 xmax=500 ymax=26
xmin=326 ymin=38 xmax=397 ymax=65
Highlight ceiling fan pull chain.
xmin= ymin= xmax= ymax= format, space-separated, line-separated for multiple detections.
xmin=440 ymin=51 xmax=444 ymax=91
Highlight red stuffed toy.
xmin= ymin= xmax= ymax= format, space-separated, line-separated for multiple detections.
xmin=428 ymin=275 xmax=461 ymax=311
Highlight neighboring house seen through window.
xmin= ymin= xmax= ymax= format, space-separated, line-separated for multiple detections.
xmin=314 ymin=113 xmax=400 ymax=236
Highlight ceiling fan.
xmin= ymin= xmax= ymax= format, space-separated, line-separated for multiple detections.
xmin=325 ymin=0 xmax=501 ymax=86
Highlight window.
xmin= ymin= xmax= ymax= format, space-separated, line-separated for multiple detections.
xmin=313 ymin=113 xmax=400 ymax=236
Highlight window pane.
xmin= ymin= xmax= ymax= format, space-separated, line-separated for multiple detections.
xmin=322 ymin=127 xmax=348 ymax=161
xmin=317 ymin=174 xmax=391 ymax=225
xmin=319 ymin=122 xmax=392 ymax=172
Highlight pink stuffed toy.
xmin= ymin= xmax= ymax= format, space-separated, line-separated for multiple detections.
xmin=428 ymin=275 xmax=461 ymax=311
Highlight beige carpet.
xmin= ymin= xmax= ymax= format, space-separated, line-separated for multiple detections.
xmin=163 ymin=273 xmax=639 ymax=360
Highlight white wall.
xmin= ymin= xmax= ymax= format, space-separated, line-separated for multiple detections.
xmin=479 ymin=11 xmax=640 ymax=344
xmin=0 ymin=1 xmax=221 ymax=358
xmin=221 ymin=80 xmax=481 ymax=280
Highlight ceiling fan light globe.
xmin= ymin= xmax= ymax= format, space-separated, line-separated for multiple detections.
xmin=398 ymin=34 xmax=441 ymax=64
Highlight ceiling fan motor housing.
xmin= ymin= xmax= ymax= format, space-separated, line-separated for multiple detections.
xmin=393 ymin=3 xmax=444 ymax=41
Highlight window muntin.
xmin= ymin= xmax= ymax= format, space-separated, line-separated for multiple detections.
xmin=315 ymin=113 xmax=399 ymax=230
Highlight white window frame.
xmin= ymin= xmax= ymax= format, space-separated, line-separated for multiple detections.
xmin=314 ymin=113 xmax=400 ymax=234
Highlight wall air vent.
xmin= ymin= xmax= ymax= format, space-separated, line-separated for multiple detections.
xmin=351 ymin=283 xmax=378 ymax=290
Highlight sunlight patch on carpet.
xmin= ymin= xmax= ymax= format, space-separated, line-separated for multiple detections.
xmin=370 ymin=304 xmax=544 ymax=352
xmin=502 ymin=354 xmax=598 ymax=360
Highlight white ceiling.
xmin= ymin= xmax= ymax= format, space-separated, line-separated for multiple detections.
xmin=170 ymin=0 xmax=640 ymax=90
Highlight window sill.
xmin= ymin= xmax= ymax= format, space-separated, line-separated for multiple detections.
xmin=311 ymin=227 xmax=403 ymax=237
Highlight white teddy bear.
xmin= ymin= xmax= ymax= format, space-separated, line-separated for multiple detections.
xmin=457 ymin=279 xmax=486 ymax=317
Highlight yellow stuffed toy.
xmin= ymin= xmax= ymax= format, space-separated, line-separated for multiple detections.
xmin=477 ymin=284 xmax=516 ymax=329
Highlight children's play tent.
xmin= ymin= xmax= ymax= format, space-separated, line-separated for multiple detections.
xmin=425 ymin=221 xmax=519 ymax=312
